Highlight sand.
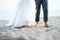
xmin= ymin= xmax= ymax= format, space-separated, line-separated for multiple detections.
xmin=0 ymin=16 xmax=60 ymax=40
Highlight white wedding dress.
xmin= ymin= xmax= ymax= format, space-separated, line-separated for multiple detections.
xmin=14 ymin=0 xmax=36 ymax=27
xmin=0 ymin=0 xmax=36 ymax=27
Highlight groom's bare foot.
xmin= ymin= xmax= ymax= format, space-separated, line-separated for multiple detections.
xmin=35 ymin=22 xmax=40 ymax=27
xmin=45 ymin=22 xmax=49 ymax=27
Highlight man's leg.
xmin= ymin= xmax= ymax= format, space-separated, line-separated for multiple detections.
xmin=42 ymin=0 xmax=49 ymax=27
xmin=35 ymin=0 xmax=41 ymax=26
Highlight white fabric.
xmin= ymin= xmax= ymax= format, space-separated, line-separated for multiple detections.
xmin=0 ymin=0 xmax=36 ymax=27
xmin=14 ymin=0 xmax=36 ymax=27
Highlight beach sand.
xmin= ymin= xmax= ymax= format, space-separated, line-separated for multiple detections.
xmin=0 ymin=16 xmax=60 ymax=40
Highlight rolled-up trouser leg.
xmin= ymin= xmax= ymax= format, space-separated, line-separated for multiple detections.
xmin=42 ymin=0 xmax=48 ymax=22
xmin=35 ymin=0 xmax=42 ymax=22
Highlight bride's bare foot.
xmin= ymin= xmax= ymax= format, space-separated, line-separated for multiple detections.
xmin=35 ymin=22 xmax=40 ymax=27
xmin=23 ymin=21 xmax=29 ymax=28
xmin=15 ymin=21 xmax=29 ymax=28
xmin=23 ymin=24 xmax=29 ymax=28
xmin=15 ymin=24 xmax=29 ymax=29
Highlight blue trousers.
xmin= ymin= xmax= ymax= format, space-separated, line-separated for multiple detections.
xmin=35 ymin=0 xmax=48 ymax=22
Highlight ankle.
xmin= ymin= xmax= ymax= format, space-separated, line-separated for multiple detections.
xmin=45 ymin=22 xmax=48 ymax=24
xmin=35 ymin=22 xmax=40 ymax=26
xmin=45 ymin=22 xmax=49 ymax=27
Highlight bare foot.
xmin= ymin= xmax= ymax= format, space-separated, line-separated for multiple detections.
xmin=15 ymin=25 xmax=29 ymax=29
xmin=15 ymin=22 xmax=29 ymax=28
xmin=45 ymin=22 xmax=49 ymax=27
xmin=35 ymin=22 xmax=40 ymax=27
xmin=23 ymin=24 xmax=29 ymax=28
xmin=23 ymin=21 xmax=29 ymax=28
